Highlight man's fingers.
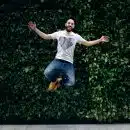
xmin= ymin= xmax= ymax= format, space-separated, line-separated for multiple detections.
xmin=104 ymin=36 xmax=109 ymax=39
xmin=105 ymin=36 xmax=109 ymax=42
xmin=28 ymin=21 xmax=36 ymax=31
xmin=28 ymin=21 xmax=33 ymax=24
xmin=28 ymin=21 xmax=34 ymax=27
xmin=101 ymin=36 xmax=109 ymax=42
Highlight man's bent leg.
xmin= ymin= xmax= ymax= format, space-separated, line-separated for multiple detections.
xmin=44 ymin=60 xmax=61 ymax=82
xmin=44 ymin=59 xmax=63 ymax=91
xmin=62 ymin=62 xmax=75 ymax=87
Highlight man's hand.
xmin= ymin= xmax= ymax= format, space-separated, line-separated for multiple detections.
xmin=28 ymin=21 xmax=52 ymax=40
xmin=28 ymin=21 xmax=36 ymax=31
xmin=100 ymin=36 xmax=109 ymax=42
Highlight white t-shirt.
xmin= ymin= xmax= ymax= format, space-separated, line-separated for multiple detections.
xmin=48 ymin=30 xmax=86 ymax=64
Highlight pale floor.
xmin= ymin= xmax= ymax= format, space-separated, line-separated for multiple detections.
xmin=0 ymin=125 xmax=130 ymax=130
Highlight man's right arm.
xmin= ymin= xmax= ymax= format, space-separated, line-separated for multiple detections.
xmin=34 ymin=28 xmax=52 ymax=40
xmin=28 ymin=21 xmax=53 ymax=40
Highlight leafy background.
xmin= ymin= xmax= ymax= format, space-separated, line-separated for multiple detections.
xmin=0 ymin=0 xmax=129 ymax=123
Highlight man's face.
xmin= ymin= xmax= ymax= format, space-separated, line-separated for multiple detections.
xmin=65 ymin=19 xmax=75 ymax=32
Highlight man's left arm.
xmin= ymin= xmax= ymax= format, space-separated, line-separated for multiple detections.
xmin=79 ymin=36 xmax=109 ymax=47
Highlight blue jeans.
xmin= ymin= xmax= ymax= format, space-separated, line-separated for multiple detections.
xmin=44 ymin=59 xmax=75 ymax=87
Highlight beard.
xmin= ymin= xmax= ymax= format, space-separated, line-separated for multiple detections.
xmin=65 ymin=26 xmax=73 ymax=32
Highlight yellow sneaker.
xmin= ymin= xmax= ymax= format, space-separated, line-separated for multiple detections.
xmin=47 ymin=77 xmax=62 ymax=91
xmin=53 ymin=77 xmax=62 ymax=91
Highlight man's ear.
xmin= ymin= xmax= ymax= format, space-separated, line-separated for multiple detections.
xmin=65 ymin=23 xmax=67 ymax=27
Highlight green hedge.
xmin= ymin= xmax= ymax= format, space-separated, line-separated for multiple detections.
xmin=0 ymin=0 xmax=129 ymax=122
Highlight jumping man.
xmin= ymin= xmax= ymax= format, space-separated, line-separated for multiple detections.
xmin=28 ymin=19 xmax=109 ymax=91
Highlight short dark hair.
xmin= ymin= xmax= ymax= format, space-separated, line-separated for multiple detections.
xmin=67 ymin=17 xmax=76 ymax=24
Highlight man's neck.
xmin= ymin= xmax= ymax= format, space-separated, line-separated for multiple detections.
xmin=64 ymin=29 xmax=73 ymax=34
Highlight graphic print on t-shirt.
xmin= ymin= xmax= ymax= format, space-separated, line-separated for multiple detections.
xmin=59 ymin=37 xmax=74 ymax=50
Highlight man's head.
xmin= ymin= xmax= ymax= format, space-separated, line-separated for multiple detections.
xmin=65 ymin=19 xmax=75 ymax=32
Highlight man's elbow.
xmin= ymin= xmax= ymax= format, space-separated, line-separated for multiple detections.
xmin=86 ymin=41 xmax=91 ymax=46
xmin=81 ymin=41 xmax=90 ymax=46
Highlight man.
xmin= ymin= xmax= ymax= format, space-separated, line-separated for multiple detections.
xmin=28 ymin=19 xmax=109 ymax=91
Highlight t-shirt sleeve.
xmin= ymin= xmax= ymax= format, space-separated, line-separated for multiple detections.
xmin=48 ymin=31 xmax=59 ymax=40
xmin=76 ymin=34 xmax=86 ymax=44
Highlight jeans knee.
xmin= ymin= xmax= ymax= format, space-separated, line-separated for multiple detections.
xmin=44 ymin=69 xmax=50 ymax=78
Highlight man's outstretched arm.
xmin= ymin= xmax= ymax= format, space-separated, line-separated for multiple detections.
xmin=28 ymin=21 xmax=52 ymax=40
xmin=80 ymin=36 xmax=109 ymax=46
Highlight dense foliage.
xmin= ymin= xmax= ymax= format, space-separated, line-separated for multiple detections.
xmin=0 ymin=0 xmax=129 ymax=123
